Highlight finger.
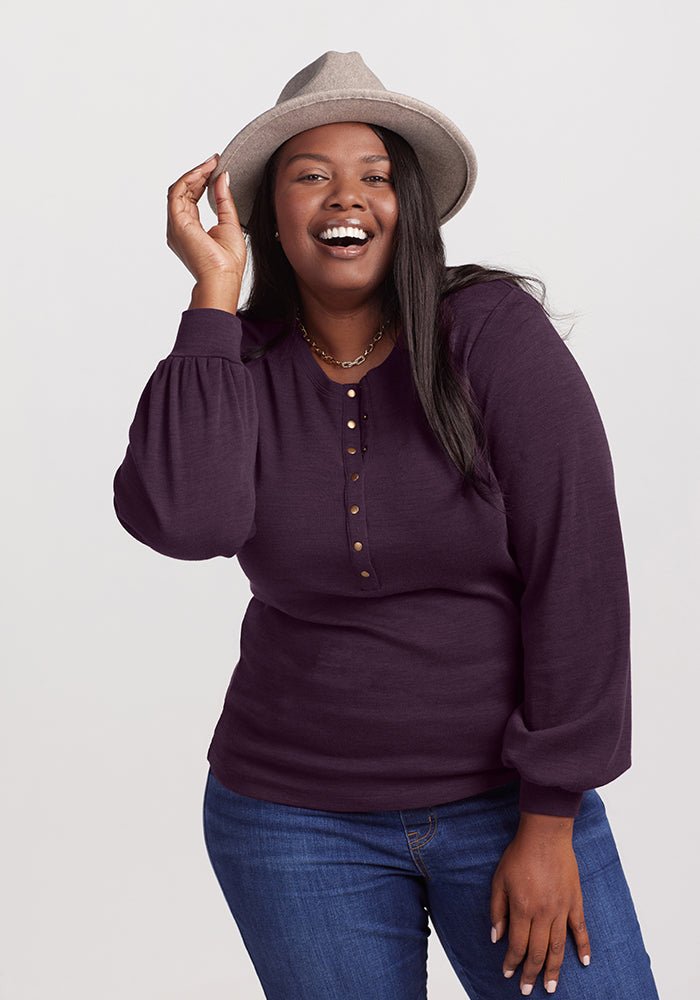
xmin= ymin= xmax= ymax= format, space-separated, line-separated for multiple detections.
xmin=568 ymin=901 xmax=591 ymax=967
xmin=490 ymin=878 xmax=509 ymax=943
xmin=168 ymin=154 xmax=219 ymax=193
xmin=542 ymin=914 xmax=567 ymax=994
xmin=167 ymin=154 xmax=219 ymax=207
xmin=167 ymin=157 xmax=220 ymax=248
xmin=502 ymin=910 xmax=530 ymax=982
xmin=519 ymin=919 xmax=551 ymax=995
xmin=212 ymin=171 xmax=242 ymax=230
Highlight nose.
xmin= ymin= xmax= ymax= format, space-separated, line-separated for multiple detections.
xmin=324 ymin=172 xmax=365 ymax=211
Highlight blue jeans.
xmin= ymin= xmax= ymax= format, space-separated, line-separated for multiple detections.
xmin=203 ymin=772 xmax=658 ymax=999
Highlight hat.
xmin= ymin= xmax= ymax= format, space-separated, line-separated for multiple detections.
xmin=207 ymin=51 xmax=477 ymax=228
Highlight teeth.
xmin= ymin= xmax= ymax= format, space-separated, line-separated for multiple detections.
xmin=318 ymin=226 xmax=369 ymax=241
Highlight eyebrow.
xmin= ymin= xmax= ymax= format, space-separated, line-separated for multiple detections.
xmin=283 ymin=152 xmax=391 ymax=167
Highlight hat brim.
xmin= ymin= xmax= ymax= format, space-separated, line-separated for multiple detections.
xmin=207 ymin=90 xmax=477 ymax=228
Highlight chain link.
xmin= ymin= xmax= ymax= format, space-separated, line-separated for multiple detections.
xmin=297 ymin=315 xmax=385 ymax=368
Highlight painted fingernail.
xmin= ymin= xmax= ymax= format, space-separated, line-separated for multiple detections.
xmin=224 ymin=171 xmax=230 ymax=187
xmin=491 ymin=925 xmax=497 ymax=943
xmin=582 ymin=954 xmax=591 ymax=966
xmin=521 ymin=986 xmax=533 ymax=997
xmin=545 ymin=980 xmax=558 ymax=993
xmin=503 ymin=969 xmax=515 ymax=979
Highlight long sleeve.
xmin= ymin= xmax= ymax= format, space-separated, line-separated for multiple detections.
xmin=113 ymin=308 xmax=259 ymax=560
xmin=459 ymin=286 xmax=631 ymax=816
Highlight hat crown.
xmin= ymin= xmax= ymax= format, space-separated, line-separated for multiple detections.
xmin=276 ymin=51 xmax=387 ymax=105
xmin=211 ymin=50 xmax=477 ymax=227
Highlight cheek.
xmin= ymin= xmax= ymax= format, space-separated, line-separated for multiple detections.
xmin=380 ymin=196 xmax=399 ymax=240
xmin=382 ymin=201 xmax=399 ymax=244
xmin=274 ymin=183 xmax=316 ymax=233
xmin=273 ymin=185 xmax=295 ymax=233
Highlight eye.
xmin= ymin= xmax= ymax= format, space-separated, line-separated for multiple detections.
xmin=364 ymin=174 xmax=392 ymax=184
xmin=298 ymin=172 xmax=328 ymax=182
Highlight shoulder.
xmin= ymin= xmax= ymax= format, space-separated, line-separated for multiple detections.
xmin=443 ymin=279 xmax=561 ymax=378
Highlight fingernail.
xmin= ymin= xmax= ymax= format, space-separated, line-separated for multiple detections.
xmin=503 ymin=969 xmax=515 ymax=979
xmin=582 ymin=954 xmax=591 ymax=966
xmin=224 ymin=171 xmax=230 ymax=187
xmin=545 ymin=980 xmax=558 ymax=994
xmin=491 ymin=925 xmax=497 ymax=943
xmin=521 ymin=986 xmax=533 ymax=997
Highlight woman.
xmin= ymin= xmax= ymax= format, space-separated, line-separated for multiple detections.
xmin=114 ymin=52 xmax=658 ymax=999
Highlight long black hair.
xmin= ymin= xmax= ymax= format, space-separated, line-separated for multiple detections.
xmin=242 ymin=124 xmax=550 ymax=499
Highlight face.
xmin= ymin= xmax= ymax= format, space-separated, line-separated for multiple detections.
xmin=273 ymin=122 xmax=398 ymax=307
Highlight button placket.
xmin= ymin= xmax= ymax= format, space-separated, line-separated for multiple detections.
xmin=342 ymin=385 xmax=378 ymax=590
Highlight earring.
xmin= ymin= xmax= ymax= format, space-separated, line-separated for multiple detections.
xmin=274 ymin=230 xmax=280 ymax=240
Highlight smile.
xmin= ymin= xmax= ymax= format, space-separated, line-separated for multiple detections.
xmin=316 ymin=225 xmax=371 ymax=248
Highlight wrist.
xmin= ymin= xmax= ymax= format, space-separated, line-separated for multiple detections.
xmin=189 ymin=276 xmax=241 ymax=314
xmin=517 ymin=812 xmax=575 ymax=843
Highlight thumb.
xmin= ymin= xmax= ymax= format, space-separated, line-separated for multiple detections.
xmin=212 ymin=170 xmax=243 ymax=230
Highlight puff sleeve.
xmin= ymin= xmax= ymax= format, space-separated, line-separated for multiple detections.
xmin=113 ymin=308 xmax=258 ymax=560
xmin=458 ymin=286 xmax=631 ymax=816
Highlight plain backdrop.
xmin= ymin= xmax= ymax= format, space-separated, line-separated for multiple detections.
xmin=2 ymin=1 xmax=698 ymax=997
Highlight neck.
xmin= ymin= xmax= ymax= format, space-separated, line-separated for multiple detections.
xmin=296 ymin=289 xmax=387 ymax=361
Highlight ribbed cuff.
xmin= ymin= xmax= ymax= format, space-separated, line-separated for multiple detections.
xmin=519 ymin=779 xmax=584 ymax=818
xmin=171 ymin=308 xmax=243 ymax=363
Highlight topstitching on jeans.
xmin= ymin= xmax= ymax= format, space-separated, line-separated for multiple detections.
xmin=399 ymin=808 xmax=438 ymax=881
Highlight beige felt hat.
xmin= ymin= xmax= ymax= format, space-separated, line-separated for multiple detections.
xmin=207 ymin=51 xmax=477 ymax=228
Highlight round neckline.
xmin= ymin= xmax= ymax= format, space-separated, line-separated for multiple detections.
xmin=291 ymin=318 xmax=406 ymax=394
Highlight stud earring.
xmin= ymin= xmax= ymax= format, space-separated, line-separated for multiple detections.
xmin=274 ymin=230 xmax=280 ymax=240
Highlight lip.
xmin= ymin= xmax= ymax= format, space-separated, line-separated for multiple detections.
xmin=315 ymin=218 xmax=368 ymax=234
xmin=313 ymin=240 xmax=372 ymax=259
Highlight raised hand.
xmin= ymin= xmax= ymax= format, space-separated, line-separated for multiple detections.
xmin=166 ymin=155 xmax=247 ymax=313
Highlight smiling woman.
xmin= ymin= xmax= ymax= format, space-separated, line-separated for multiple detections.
xmin=113 ymin=51 xmax=659 ymax=1000
xmin=272 ymin=124 xmax=399 ymax=325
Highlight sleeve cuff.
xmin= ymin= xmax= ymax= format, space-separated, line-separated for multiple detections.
xmin=171 ymin=308 xmax=244 ymax=363
xmin=519 ymin=780 xmax=584 ymax=818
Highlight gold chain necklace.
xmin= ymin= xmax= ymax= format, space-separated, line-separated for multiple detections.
xmin=297 ymin=314 xmax=385 ymax=369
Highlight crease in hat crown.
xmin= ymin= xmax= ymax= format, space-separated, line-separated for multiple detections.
xmin=208 ymin=51 xmax=477 ymax=228
xmin=277 ymin=51 xmax=386 ymax=102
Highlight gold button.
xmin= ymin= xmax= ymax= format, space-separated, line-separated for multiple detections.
xmin=347 ymin=447 xmax=357 ymax=455
xmin=360 ymin=571 xmax=370 ymax=578
xmin=362 ymin=446 xmax=367 ymax=452
xmin=353 ymin=541 xmax=363 ymax=551
xmin=350 ymin=505 xmax=359 ymax=515
xmin=347 ymin=420 xmax=356 ymax=429
xmin=347 ymin=388 xmax=356 ymax=397
xmin=350 ymin=473 xmax=359 ymax=482
xmin=362 ymin=413 xmax=368 ymax=420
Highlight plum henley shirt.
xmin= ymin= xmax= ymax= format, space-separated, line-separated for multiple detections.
xmin=113 ymin=280 xmax=632 ymax=817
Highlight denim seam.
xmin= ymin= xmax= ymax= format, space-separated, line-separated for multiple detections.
xmin=407 ymin=809 xmax=438 ymax=849
xmin=409 ymin=846 xmax=431 ymax=881
xmin=402 ymin=809 xmax=438 ymax=881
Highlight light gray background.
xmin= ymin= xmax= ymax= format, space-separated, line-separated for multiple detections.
xmin=2 ymin=1 xmax=697 ymax=997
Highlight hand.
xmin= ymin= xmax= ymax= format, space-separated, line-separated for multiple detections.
xmin=490 ymin=812 xmax=590 ymax=995
xmin=166 ymin=155 xmax=247 ymax=311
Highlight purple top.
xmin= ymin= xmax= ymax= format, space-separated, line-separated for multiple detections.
xmin=113 ymin=280 xmax=631 ymax=817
